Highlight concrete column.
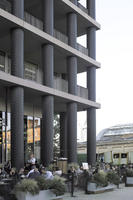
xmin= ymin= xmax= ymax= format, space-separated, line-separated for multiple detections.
xmin=86 ymin=1 xmax=96 ymax=165
xmin=11 ymin=28 xmax=24 ymax=78
xmin=67 ymin=12 xmax=77 ymax=48
xmin=11 ymin=87 xmax=24 ymax=170
xmin=67 ymin=9 xmax=78 ymax=163
xmin=67 ymin=57 xmax=77 ymax=95
xmin=67 ymin=103 xmax=77 ymax=163
xmin=87 ymin=0 xmax=95 ymax=19
xmin=11 ymin=9 xmax=24 ymax=169
xmin=41 ymin=0 xmax=54 ymax=166
xmin=12 ymin=0 xmax=24 ymax=19
xmin=41 ymin=96 xmax=54 ymax=167
xmin=60 ymin=112 xmax=67 ymax=158
xmin=42 ymin=0 xmax=54 ymax=36
xmin=42 ymin=44 xmax=54 ymax=87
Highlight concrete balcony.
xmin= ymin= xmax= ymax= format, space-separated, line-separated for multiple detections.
xmin=69 ymin=0 xmax=88 ymax=14
xmin=54 ymin=75 xmax=88 ymax=99
xmin=0 ymin=1 xmax=89 ymax=56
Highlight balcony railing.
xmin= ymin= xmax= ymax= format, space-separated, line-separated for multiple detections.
xmin=77 ymin=2 xmax=88 ymax=14
xmin=54 ymin=29 xmax=68 ymax=44
xmin=77 ymin=43 xmax=88 ymax=56
xmin=0 ymin=0 xmax=11 ymax=13
xmin=69 ymin=0 xmax=88 ymax=14
xmin=54 ymin=75 xmax=88 ymax=99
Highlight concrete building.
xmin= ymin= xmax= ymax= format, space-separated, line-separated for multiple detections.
xmin=0 ymin=0 xmax=100 ymax=169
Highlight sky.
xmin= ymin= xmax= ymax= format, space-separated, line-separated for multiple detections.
xmin=77 ymin=0 xmax=133 ymax=141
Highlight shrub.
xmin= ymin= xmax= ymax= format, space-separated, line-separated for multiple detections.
xmin=49 ymin=178 xmax=66 ymax=196
xmin=35 ymin=176 xmax=66 ymax=196
xmin=35 ymin=176 xmax=51 ymax=190
xmin=93 ymin=171 xmax=108 ymax=187
xmin=15 ymin=179 xmax=39 ymax=196
xmin=107 ymin=171 xmax=120 ymax=185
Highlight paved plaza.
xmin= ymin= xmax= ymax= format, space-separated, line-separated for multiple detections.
xmin=64 ymin=184 xmax=133 ymax=200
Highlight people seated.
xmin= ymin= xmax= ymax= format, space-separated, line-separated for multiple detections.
xmin=41 ymin=167 xmax=54 ymax=180
xmin=27 ymin=165 xmax=40 ymax=179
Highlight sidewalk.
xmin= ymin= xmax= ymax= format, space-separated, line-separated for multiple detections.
xmin=64 ymin=184 xmax=133 ymax=200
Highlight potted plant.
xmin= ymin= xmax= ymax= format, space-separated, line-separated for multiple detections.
xmin=107 ymin=171 xmax=120 ymax=188
xmin=15 ymin=177 xmax=65 ymax=200
xmin=125 ymin=169 xmax=133 ymax=186
xmin=15 ymin=179 xmax=40 ymax=200
xmin=87 ymin=170 xmax=115 ymax=194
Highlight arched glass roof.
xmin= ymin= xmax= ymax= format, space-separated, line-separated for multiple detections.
xmin=97 ymin=124 xmax=133 ymax=142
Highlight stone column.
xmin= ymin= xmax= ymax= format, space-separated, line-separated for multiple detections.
xmin=87 ymin=0 xmax=95 ymax=19
xmin=67 ymin=11 xmax=77 ymax=163
xmin=87 ymin=0 xmax=96 ymax=165
xmin=11 ymin=0 xmax=24 ymax=170
xmin=12 ymin=0 xmax=24 ymax=19
xmin=60 ymin=112 xmax=67 ymax=158
xmin=41 ymin=0 xmax=54 ymax=166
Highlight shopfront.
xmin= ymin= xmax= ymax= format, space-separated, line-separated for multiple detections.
xmin=0 ymin=111 xmax=41 ymax=164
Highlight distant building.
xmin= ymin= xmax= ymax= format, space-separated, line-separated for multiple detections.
xmin=77 ymin=124 xmax=133 ymax=165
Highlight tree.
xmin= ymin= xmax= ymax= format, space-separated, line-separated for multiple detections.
xmin=53 ymin=114 xmax=60 ymax=159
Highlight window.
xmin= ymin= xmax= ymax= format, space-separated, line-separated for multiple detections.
xmin=0 ymin=51 xmax=5 ymax=72
xmin=113 ymin=153 xmax=119 ymax=159
xmin=24 ymin=62 xmax=38 ymax=81
xmin=121 ymin=153 xmax=127 ymax=158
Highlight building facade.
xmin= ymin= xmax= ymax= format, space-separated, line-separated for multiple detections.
xmin=77 ymin=124 xmax=133 ymax=165
xmin=97 ymin=124 xmax=133 ymax=165
xmin=0 ymin=0 xmax=100 ymax=169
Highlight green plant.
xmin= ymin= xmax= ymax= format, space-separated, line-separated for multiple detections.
xmin=46 ymin=164 xmax=54 ymax=171
xmin=77 ymin=154 xmax=87 ymax=165
xmin=68 ymin=163 xmax=79 ymax=170
xmin=107 ymin=171 xmax=120 ymax=185
xmin=35 ymin=176 xmax=66 ymax=196
xmin=49 ymin=178 xmax=66 ymax=196
xmin=93 ymin=171 xmax=108 ymax=187
xmin=15 ymin=179 xmax=39 ymax=196
xmin=35 ymin=176 xmax=51 ymax=190
xmin=126 ymin=169 xmax=133 ymax=177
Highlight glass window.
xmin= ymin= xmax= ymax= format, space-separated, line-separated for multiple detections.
xmin=24 ymin=116 xmax=34 ymax=163
xmin=7 ymin=113 xmax=11 ymax=161
xmin=113 ymin=153 xmax=119 ymax=159
xmin=121 ymin=153 xmax=127 ymax=158
xmin=24 ymin=62 xmax=38 ymax=81
xmin=0 ymin=51 xmax=5 ymax=72
xmin=34 ymin=118 xmax=40 ymax=161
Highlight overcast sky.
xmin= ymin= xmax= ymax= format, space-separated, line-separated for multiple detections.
xmin=77 ymin=0 xmax=133 ymax=141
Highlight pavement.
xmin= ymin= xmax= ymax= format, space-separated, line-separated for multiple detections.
xmin=64 ymin=184 xmax=133 ymax=200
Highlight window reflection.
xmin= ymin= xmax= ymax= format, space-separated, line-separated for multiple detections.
xmin=0 ymin=112 xmax=41 ymax=164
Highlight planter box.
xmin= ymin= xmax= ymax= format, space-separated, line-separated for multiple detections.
xmin=125 ymin=177 xmax=133 ymax=187
xmin=16 ymin=190 xmax=63 ymax=200
xmin=87 ymin=182 xmax=115 ymax=194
